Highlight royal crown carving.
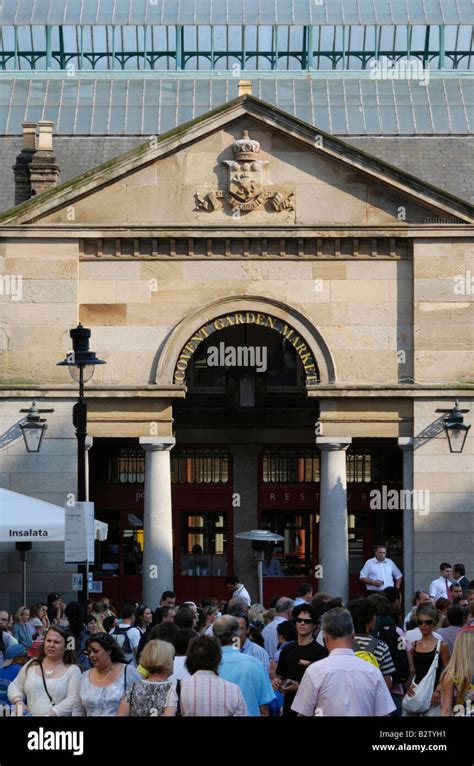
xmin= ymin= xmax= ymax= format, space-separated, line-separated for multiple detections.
xmin=232 ymin=129 xmax=261 ymax=161
xmin=195 ymin=130 xmax=295 ymax=215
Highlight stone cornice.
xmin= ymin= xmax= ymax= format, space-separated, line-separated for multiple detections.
xmin=0 ymin=225 xmax=473 ymax=239
xmin=0 ymin=385 xmax=472 ymax=400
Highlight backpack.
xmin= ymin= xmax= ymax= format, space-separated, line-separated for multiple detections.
xmin=111 ymin=625 xmax=134 ymax=663
xmin=352 ymin=637 xmax=380 ymax=669
xmin=378 ymin=625 xmax=410 ymax=685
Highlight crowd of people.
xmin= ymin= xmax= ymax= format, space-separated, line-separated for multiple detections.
xmin=0 ymin=560 xmax=473 ymax=718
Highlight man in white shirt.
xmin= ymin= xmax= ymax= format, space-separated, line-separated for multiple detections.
xmin=225 ymin=575 xmax=251 ymax=607
xmin=291 ymin=607 xmax=395 ymax=717
xmin=429 ymin=563 xmax=454 ymax=601
xmin=359 ymin=545 xmax=403 ymax=593
xmin=262 ymin=597 xmax=294 ymax=660
xmin=293 ymin=583 xmax=313 ymax=606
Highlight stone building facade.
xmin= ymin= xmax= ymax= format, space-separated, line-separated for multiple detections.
xmin=0 ymin=93 xmax=472 ymax=610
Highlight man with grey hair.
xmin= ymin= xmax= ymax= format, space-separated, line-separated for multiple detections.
xmin=262 ymin=597 xmax=295 ymax=660
xmin=291 ymin=608 xmax=395 ymax=717
xmin=213 ymin=615 xmax=275 ymax=716
xmin=227 ymin=596 xmax=248 ymax=615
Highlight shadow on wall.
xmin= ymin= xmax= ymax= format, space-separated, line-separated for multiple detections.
xmin=0 ymin=422 xmax=23 ymax=451
xmin=414 ymin=415 xmax=449 ymax=450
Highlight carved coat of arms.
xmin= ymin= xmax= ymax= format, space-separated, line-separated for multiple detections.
xmin=195 ymin=130 xmax=295 ymax=214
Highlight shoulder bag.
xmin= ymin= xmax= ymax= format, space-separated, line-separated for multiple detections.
xmin=402 ymin=640 xmax=441 ymax=714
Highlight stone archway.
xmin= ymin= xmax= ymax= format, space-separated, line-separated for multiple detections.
xmin=155 ymin=295 xmax=336 ymax=387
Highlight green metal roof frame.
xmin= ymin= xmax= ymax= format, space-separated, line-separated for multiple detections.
xmin=1 ymin=22 xmax=472 ymax=72
xmin=1 ymin=0 xmax=473 ymax=26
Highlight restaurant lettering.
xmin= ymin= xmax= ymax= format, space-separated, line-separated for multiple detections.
xmin=174 ymin=312 xmax=318 ymax=385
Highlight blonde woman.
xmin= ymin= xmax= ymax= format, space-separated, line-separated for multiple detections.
xmin=116 ymin=639 xmax=177 ymax=717
xmin=440 ymin=627 xmax=474 ymax=716
xmin=248 ymin=603 xmax=265 ymax=630
xmin=12 ymin=607 xmax=34 ymax=648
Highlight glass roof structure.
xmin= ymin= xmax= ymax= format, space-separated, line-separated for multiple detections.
xmin=0 ymin=23 xmax=472 ymax=71
xmin=0 ymin=0 xmax=472 ymax=26
xmin=0 ymin=73 xmax=471 ymax=136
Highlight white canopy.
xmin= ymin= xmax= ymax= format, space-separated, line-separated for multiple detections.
xmin=0 ymin=488 xmax=107 ymax=543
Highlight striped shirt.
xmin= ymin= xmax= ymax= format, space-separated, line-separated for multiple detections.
xmin=242 ymin=638 xmax=271 ymax=675
xmin=353 ymin=635 xmax=395 ymax=677
xmin=179 ymin=670 xmax=248 ymax=717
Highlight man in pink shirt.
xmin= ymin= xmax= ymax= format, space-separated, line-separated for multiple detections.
xmin=291 ymin=608 xmax=396 ymax=717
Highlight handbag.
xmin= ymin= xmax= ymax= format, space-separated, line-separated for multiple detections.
xmin=402 ymin=640 xmax=441 ymax=714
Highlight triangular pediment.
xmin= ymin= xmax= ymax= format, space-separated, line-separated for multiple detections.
xmin=1 ymin=95 xmax=472 ymax=226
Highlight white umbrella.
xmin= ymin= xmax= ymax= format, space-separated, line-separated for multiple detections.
xmin=0 ymin=488 xmax=108 ymax=602
xmin=0 ymin=487 xmax=65 ymax=542
xmin=0 ymin=488 xmax=107 ymax=542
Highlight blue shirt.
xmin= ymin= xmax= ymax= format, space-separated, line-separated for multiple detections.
xmin=0 ymin=664 xmax=22 ymax=707
xmin=219 ymin=646 xmax=275 ymax=716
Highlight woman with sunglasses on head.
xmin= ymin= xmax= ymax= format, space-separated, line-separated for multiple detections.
xmin=8 ymin=625 xmax=81 ymax=716
xmin=72 ymin=633 xmax=140 ymax=716
xmin=404 ymin=605 xmax=449 ymax=716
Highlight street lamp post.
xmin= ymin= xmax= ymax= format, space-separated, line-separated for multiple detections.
xmin=57 ymin=324 xmax=105 ymax=609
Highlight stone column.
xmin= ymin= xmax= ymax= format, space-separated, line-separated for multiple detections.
xmin=139 ymin=436 xmax=175 ymax=607
xmin=316 ymin=437 xmax=352 ymax=603
xmin=398 ymin=437 xmax=414 ymax=608
xmin=229 ymin=444 xmax=259 ymax=603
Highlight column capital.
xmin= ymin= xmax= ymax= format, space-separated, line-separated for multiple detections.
xmin=316 ymin=437 xmax=352 ymax=451
xmin=398 ymin=437 xmax=414 ymax=450
xmin=139 ymin=436 xmax=176 ymax=452
xmin=85 ymin=436 xmax=93 ymax=451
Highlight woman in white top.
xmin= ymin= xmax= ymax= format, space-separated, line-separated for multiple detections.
xmin=72 ymin=633 xmax=140 ymax=716
xmin=8 ymin=625 xmax=81 ymax=716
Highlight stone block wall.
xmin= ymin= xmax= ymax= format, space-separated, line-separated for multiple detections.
xmin=413 ymin=397 xmax=474 ymax=593
xmin=0 ymin=399 xmax=78 ymax=612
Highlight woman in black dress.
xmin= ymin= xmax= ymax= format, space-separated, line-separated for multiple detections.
xmin=405 ymin=605 xmax=449 ymax=715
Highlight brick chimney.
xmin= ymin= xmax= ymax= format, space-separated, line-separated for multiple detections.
xmin=29 ymin=121 xmax=60 ymax=197
xmin=13 ymin=122 xmax=37 ymax=205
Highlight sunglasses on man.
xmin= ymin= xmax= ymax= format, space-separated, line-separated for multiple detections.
xmin=295 ymin=617 xmax=314 ymax=625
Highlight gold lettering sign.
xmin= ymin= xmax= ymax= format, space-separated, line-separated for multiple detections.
xmin=174 ymin=313 xmax=319 ymax=386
